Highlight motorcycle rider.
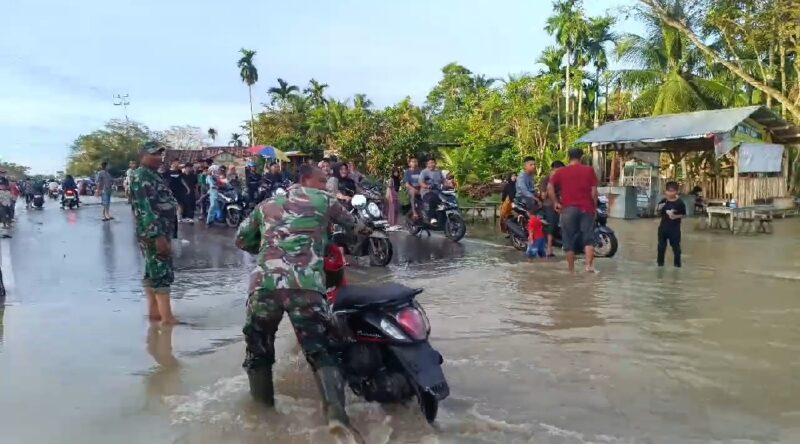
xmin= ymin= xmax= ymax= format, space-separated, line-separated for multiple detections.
xmin=61 ymin=175 xmax=79 ymax=208
xmin=29 ymin=179 xmax=46 ymax=207
xmin=244 ymin=162 xmax=261 ymax=205
xmin=515 ymin=156 xmax=539 ymax=212
xmin=326 ymin=162 xmax=356 ymax=203
xmin=235 ymin=165 xmax=360 ymax=435
xmin=419 ymin=158 xmax=444 ymax=225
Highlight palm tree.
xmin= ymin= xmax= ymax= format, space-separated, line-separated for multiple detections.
xmin=229 ymin=133 xmax=243 ymax=147
xmin=584 ymin=15 xmax=616 ymax=126
xmin=304 ymin=79 xmax=329 ymax=107
xmin=472 ymin=74 xmax=497 ymax=90
xmin=268 ymin=78 xmax=300 ymax=108
xmin=545 ymin=0 xmax=588 ymax=128
xmin=615 ymin=1 xmax=733 ymax=116
xmin=537 ymin=45 xmax=567 ymax=144
xmin=207 ymin=128 xmax=218 ymax=143
xmin=353 ymin=94 xmax=373 ymax=111
xmin=237 ymin=48 xmax=258 ymax=145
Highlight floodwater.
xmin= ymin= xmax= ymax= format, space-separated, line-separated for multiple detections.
xmin=1 ymin=200 xmax=799 ymax=443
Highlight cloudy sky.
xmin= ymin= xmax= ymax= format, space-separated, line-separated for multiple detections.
xmin=0 ymin=0 xmax=639 ymax=173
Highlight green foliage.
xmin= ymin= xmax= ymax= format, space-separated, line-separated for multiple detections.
xmin=0 ymin=162 xmax=31 ymax=180
xmin=67 ymin=120 xmax=153 ymax=177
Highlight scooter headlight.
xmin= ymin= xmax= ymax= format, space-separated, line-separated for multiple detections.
xmin=367 ymin=202 xmax=382 ymax=219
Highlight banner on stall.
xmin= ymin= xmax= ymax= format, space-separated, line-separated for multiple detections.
xmin=738 ymin=143 xmax=784 ymax=173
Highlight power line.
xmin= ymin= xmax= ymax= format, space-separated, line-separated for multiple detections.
xmin=113 ymin=93 xmax=130 ymax=122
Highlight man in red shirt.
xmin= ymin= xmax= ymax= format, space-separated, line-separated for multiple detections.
xmin=547 ymin=148 xmax=599 ymax=273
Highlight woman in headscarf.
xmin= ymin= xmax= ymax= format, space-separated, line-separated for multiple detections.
xmin=326 ymin=162 xmax=356 ymax=203
xmin=385 ymin=168 xmax=402 ymax=226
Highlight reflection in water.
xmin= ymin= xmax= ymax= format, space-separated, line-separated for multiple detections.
xmin=102 ymin=223 xmax=114 ymax=282
xmin=145 ymin=324 xmax=181 ymax=406
xmin=0 ymin=299 xmax=5 ymax=349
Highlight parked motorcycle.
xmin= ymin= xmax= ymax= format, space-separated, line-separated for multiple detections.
xmin=505 ymin=195 xmax=618 ymax=257
xmin=333 ymin=193 xmax=393 ymax=266
xmin=406 ymin=187 xmax=466 ymax=242
xmin=61 ymin=189 xmax=79 ymax=210
xmin=323 ymin=244 xmax=449 ymax=423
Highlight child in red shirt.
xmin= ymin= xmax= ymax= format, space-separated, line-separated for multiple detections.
xmin=526 ymin=210 xmax=546 ymax=258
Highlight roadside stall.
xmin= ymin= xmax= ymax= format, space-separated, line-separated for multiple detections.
xmin=577 ymin=106 xmax=799 ymax=231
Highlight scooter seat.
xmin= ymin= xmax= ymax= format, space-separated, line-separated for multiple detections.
xmin=333 ymin=283 xmax=422 ymax=309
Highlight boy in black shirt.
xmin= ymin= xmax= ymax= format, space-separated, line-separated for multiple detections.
xmin=656 ymin=181 xmax=686 ymax=267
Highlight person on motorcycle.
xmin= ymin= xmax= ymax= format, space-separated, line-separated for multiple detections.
xmin=61 ymin=175 xmax=79 ymax=208
xmin=547 ymin=148 xmax=598 ymax=273
xmin=205 ymin=165 xmax=222 ymax=226
xmin=419 ymin=158 xmax=445 ymax=226
xmin=403 ymin=158 xmax=422 ymax=220
xmin=539 ymin=160 xmax=564 ymax=256
xmin=326 ymin=162 xmax=356 ymax=203
xmin=30 ymin=180 xmax=46 ymax=206
xmin=244 ymin=162 xmax=261 ymax=205
xmin=235 ymin=164 xmax=361 ymax=436
xmin=515 ymin=156 xmax=540 ymax=212
xmin=125 ymin=161 xmax=137 ymax=204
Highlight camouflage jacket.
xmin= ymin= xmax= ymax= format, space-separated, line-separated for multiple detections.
xmin=131 ymin=166 xmax=177 ymax=240
xmin=236 ymin=184 xmax=356 ymax=294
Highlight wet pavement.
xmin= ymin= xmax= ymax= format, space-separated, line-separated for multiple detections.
xmin=1 ymin=199 xmax=800 ymax=443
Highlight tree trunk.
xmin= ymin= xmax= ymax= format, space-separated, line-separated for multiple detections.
xmin=565 ymin=50 xmax=571 ymax=128
xmin=780 ymin=41 xmax=787 ymax=118
xmin=639 ymin=0 xmax=800 ymax=123
xmin=248 ymin=85 xmax=256 ymax=145
xmin=556 ymin=89 xmax=563 ymax=150
xmin=577 ymin=82 xmax=583 ymax=127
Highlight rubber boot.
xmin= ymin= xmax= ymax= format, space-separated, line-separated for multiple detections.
xmin=247 ymin=366 xmax=274 ymax=406
xmin=314 ymin=366 xmax=364 ymax=442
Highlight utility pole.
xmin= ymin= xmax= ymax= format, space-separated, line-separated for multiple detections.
xmin=113 ymin=94 xmax=130 ymax=122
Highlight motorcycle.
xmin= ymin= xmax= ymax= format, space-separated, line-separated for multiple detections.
xmin=61 ymin=189 xmax=79 ymax=210
xmin=32 ymin=194 xmax=44 ymax=209
xmin=406 ymin=187 xmax=466 ymax=242
xmin=505 ymin=195 xmax=618 ymax=258
xmin=323 ymin=244 xmax=450 ymax=423
xmin=333 ymin=193 xmax=393 ymax=266
xmin=217 ymin=187 xmax=246 ymax=227
xmin=48 ymin=189 xmax=59 ymax=200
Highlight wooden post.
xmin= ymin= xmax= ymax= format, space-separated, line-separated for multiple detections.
xmin=733 ymin=149 xmax=740 ymax=205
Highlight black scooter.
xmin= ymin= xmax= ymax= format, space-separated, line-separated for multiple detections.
xmin=406 ymin=187 xmax=466 ymax=242
xmin=324 ymin=248 xmax=449 ymax=423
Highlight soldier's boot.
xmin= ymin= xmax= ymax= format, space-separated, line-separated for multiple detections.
xmin=247 ymin=366 xmax=274 ymax=406
xmin=314 ymin=366 xmax=364 ymax=442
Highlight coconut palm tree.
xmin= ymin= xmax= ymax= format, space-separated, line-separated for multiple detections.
xmin=268 ymin=78 xmax=300 ymax=108
xmin=584 ymin=15 xmax=616 ymax=126
xmin=615 ymin=1 xmax=733 ymax=116
xmin=537 ymin=45 xmax=567 ymax=142
xmin=304 ymin=79 xmax=329 ymax=107
xmin=545 ymin=0 xmax=588 ymax=128
xmin=353 ymin=94 xmax=373 ymax=111
xmin=207 ymin=128 xmax=218 ymax=143
xmin=237 ymin=48 xmax=258 ymax=145
xmin=229 ymin=133 xmax=243 ymax=147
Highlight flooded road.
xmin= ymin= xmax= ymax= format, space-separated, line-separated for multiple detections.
xmin=1 ymin=201 xmax=799 ymax=443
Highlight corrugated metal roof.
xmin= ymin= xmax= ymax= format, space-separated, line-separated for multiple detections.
xmin=578 ymin=106 xmax=763 ymax=145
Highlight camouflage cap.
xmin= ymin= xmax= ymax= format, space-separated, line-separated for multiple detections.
xmin=140 ymin=140 xmax=165 ymax=155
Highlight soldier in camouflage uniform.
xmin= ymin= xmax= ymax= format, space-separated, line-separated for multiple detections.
xmin=236 ymin=164 xmax=359 ymax=432
xmin=131 ymin=141 xmax=179 ymax=325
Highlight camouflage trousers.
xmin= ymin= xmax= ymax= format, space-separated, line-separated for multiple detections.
xmin=139 ymin=240 xmax=174 ymax=292
xmin=243 ymin=289 xmax=334 ymax=371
